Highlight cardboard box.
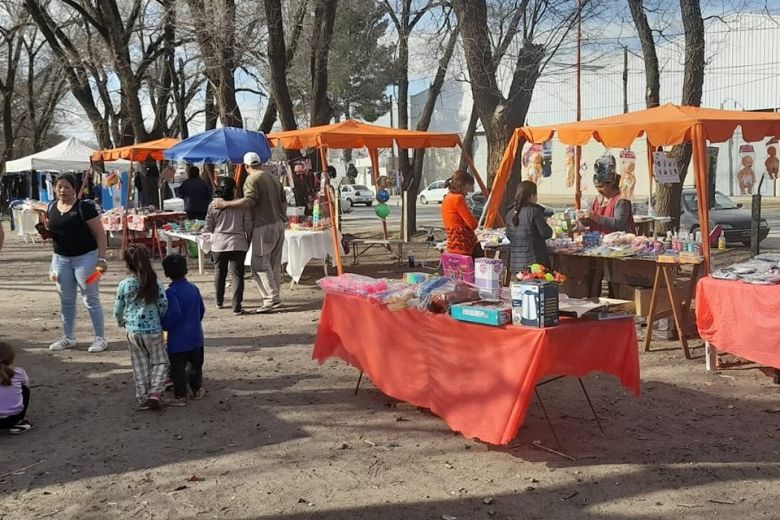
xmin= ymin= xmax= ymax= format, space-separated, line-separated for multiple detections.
xmin=512 ymin=280 xmax=559 ymax=328
xmin=442 ymin=252 xmax=475 ymax=283
xmin=451 ymin=300 xmax=512 ymax=326
xmin=475 ymin=258 xmax=503 ymax=299
xmin=633 ymin=284 xmax=689 ymax=317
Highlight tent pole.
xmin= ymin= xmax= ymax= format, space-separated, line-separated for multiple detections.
xmin=691 ymin=125 xmax=712 ymax=273
xmin=121 ymin=160 xmax=134 ymax=257
xmin=574 ymin=0 xmax=583 ymax=210
xmin=319 ymin=146 xmax=343 ymax=275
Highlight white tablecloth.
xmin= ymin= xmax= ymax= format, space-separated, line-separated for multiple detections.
xmin=246 ymin=229 xmax=342 ymax=283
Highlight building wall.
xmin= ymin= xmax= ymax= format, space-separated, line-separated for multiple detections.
xmin=411 ymin=13 xmax=780 ymax=199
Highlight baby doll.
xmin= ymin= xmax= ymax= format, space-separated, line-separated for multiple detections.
xmin=737 ymin=155 xmax=756 ymax=195
xmin=620 ymin=160 xmax=636 ymax=200
xmin=765 ymin=146 xmax=779 ymax=180
xmin=565 ymin=147 xmax=576 ymax=188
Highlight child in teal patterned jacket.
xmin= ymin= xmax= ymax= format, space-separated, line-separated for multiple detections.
xmin=114 ymin=245 xmax=169 ymax=410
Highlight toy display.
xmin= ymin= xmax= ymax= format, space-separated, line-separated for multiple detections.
xmin=565 ymin=146 xmax=576 ymax=188
xmin=475 ymin=258 xmax=504 ymax=299
xmin=451 ymin=300 xmax=512 ymax=327
xmin=441 ymin=252 xmax=475 ymax=283
xmin=516 ymin=263 xmax=567 ymax=284
xmin=765 ymin=139 xmax=779 ymax=180
xmin=619 ymin=150 xmax=637 ymax=200
xmin=738 ymin=144 xmax=756 ymax=195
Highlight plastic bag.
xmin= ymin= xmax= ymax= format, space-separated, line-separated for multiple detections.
xmin=318 ymin=274 xmax=388 ymax=295
xmin=416 ymin=276 xmax=482 ymax=313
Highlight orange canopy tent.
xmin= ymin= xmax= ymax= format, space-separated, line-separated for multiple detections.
xmin=91 ymin=137 xmax=181 ymax=162
xmin=268 ymin=120 xmax=488 ymax=275
xmin=485 ymin=103 xmax=780 ymax=272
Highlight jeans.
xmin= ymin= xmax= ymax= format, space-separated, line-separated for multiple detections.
xmin=0 ymin=385 xmax=30 ymax=428
xmin=51 ymin=250 xmax=105 ymax=338
xmin=168 ymin=347 xmax=204 ymax=399
xmin=250 ymin=222 xmax=285 ymax=306
xmin=212 ymin=250 xmax=247 ymax=311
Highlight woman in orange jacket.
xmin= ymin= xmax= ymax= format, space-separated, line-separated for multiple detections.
xmin=441 ymin=170 xmax=480 ymax=257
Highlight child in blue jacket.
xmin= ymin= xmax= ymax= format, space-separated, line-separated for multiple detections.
xmin=161 ymin=254 xmax=206 ymax=406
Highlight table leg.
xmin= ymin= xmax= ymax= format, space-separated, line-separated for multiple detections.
xmin=534 ymin=389 xmax=563 ymax=451
xmin=164 ymin=235 xmax=173 ymax=257
xmin=577 ymin=378 xmax=604 ymax=436
xmin=197 ymin=245 xmax=204 ymax=275
xmin=590 ymin=258 xmax=604 ymax=297
xmin=705 ymin=341 xmax=717 ymax=371
xmin=354 ymin=372 xmax=364 ymax=395
xmin=662 ymin=266 xmax=690 ymax=359
xmin=397 ymin=243 xmax=403 ymax=265
xmin=644 ymin=265 xmax=663 ymax=352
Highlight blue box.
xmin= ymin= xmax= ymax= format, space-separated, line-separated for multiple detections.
xmin=450 ymin=300 xmax=512 ymax=327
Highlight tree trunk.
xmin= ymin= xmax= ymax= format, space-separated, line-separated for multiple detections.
xmin=404 ymin=25 xmax=460 ymax=235
xmin=396 ymin=2 xmax=411 ymax=193
xmin=627 ymin=0 xmax=660 ymax=108
xmin=263 ymin=0 xmax=297 ymax=130
xmin=654 ymin=0 xmax=704 ymax=231
xmin=458 ymin=108 xmax=480 ymax=171
xmin=309 ymin=0 xmax=338 ymax=126
xmin=204 ymin=81 xmax=218 ymax=131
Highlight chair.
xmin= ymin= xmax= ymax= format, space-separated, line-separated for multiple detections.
xmin=421 ymin=227 xmax=446 ymax=271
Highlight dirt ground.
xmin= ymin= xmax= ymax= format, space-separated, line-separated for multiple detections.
xmin=1 ymin=230 xmax=779 ymax=520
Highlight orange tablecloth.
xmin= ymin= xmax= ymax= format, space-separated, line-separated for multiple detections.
xmin=696 ymin=276 xmax=780 ymax=369
xmin=313 ymin=293 xmax=641 ymax=445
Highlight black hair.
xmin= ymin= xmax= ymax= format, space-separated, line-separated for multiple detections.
xmin=123 ymin=245 xmax=159 ymax=304
xmin=216 ymin=177 xmax=237 ymax=201
xmin=162 ymin=253 xmax=188 ymax=280
xmin=0 ymin=341 xmax=16 ymax=386
xmin=55 ymin=173 xmax=78 ymax=191
xmin=188 ymin=166 xmax=200 ymax=179
xmin=512 ymin=180 xmax=538 ymax=227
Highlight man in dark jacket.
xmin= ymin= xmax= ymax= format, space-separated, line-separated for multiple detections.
xmin=178 ymin=166 xmax=212 ymax=220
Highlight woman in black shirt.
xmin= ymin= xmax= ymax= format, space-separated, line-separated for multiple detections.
xmin=47 ymin=173 xmax=109 ymax=353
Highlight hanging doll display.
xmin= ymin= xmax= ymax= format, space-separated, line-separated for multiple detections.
xmin=765 ymin=138 xmax=779 ymax=180
xmin=737 ymin=144 xmax=756 ymax=195
xmin=565 ymin=146 xmax=576 ymax=188
xmin=541 ymin=141 xmax=553 ymax=179
xmin=523 ymin=143 xmax=544 ymax=185
xmin=619 ymin=149 xmax=637 ymax=200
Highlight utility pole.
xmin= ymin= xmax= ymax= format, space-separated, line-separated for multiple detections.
xmin=623 ymin=46 xmax=629 ymax=114
xmin=574 ymin=0 xmax=583 ymax=209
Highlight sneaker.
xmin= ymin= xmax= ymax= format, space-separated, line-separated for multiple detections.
xmin=49 ymin=337 xmax=76 ymax=351
xmin=190 ymin=388 xmax=206 ymax=400
xmin=215 ymin=303 xmax=224 ymax=310
xmin=9 ymin=420 xmax=34 ymax=435
xmin=138 ymin=400 xmax=152 ymax=411
xmin=254 ymin=306 xmax=272 ymax=314
xmin=168 ymin=396 xmax=187 ymax=407
xmin=164 ymin=378 xmax=174 ymax=391
xmin=88 ymin=337 xmax=108 ymax=353
xmin=233 ymin=308 xmax=244 ymax=316
xmin=148 ymin=393 xmax=162 ymax=410
xmin=270 ymin=301 xmax=282 ymax=310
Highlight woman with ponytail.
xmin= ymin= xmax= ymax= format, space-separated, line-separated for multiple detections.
xmin=505 ymin=180 xmax=553 ymax=273
xmin=113 ymin=245 xmax=169 ymax=410
xmin=0 ymin=342 xmax=34 ymax=434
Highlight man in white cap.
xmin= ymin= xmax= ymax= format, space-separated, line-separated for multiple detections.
xmin=213 ymin=152 xmax=287 ymax=312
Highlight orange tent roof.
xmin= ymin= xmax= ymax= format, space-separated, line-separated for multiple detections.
xmin=519 ymin=103 xmax=780 ymax=148
xmin=267 ymin=119 xmax=462 ymax=149
xmin=91 ymin=137 xmax=181 ymax=162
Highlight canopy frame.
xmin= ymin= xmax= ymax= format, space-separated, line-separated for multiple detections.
xmin=485 ymin=103 xmax=780 ymax=273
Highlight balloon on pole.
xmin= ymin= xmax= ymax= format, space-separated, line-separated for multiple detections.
xmin=375 ymin=203 xmax=390 ymax=219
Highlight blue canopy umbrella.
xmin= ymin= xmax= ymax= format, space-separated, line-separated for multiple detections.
xmin=163 ymin=127 xmax=272 ymax=164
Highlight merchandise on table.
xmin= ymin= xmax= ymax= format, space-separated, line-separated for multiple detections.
xmin=516 ymin=263 xmax=566 ymax=284
xmin=512 ymin=280 xmax=560 ymax=328
xmin=318 ymin=273 xmax=389 ymax=295
xmin=477 ymin=228 xmax=508 ymax=248
xmin=417 ymin=277 xmax=482 ymax=313
xmin=450 ymin=300 xmax=512 ymax=326
xmin=474 ymin=258 xmax=503 ymax=299
xmin=711 ymin=257 xmax=780 ymax=285
xmin=405 ymin=272 xmax=430 ymax=284
xmin=441 ymin=252 xmax=475 ymax=283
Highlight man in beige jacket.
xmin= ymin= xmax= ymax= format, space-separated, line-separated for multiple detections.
xmin=213 ymin=152 xmax=287 ymax=313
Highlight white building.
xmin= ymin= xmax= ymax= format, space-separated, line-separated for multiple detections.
xmin=410 ymin=13 xmax=780 ymax=200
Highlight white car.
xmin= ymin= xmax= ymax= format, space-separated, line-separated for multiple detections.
xmin=340 ymin=184 xmax=374 ymax=206
xmin=418 ymin=180 xmax=448 ymax=204
xmin=284 ymin=186 xmax=353 ymax=213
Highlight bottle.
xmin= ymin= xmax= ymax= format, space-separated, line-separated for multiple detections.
xmin=664 ymin=231 xmax=673 ymax=251
xmin=718 ymin=229 xmax=726 ymax=251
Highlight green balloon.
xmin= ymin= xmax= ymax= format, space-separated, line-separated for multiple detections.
xmin=375 ymin=203 xmax=390 ymax=219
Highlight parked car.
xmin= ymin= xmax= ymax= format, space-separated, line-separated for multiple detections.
xmin=418 ymin=180 xmax=448 ymax=204
xmin=680 ymin=188 xmax=769 ymax=246
xmin=466 ymin=192 xmax=555 ymax=222
xmin=284 ymin=186 xmax=353 ymax=213
xmin=340 ymin=184 xmax=374 ymax=206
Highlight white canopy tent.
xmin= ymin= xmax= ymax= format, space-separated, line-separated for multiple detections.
xmin=4 ymin=137 xmax=127 ymax=173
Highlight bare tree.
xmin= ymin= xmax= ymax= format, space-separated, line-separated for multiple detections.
xmin=0 ymin=2 xmax=26 ymax=170
xmin=263 ymin=0 xmax=300 ymax=131
xmin=309 ymin=0 xmax=338 ymax=126
xmin=627 ymin=0 xmax=659 ymax=108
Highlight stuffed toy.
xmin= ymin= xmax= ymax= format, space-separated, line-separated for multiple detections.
xmin=766 ymin=145 xmax=779 ymax=180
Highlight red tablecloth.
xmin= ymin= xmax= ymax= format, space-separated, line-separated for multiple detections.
xmin=696 ymin=276 xmax=780 ymax=369
xmin=313 ymin=293 xmax=641 ymax=445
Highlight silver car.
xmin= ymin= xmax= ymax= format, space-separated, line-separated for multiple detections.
xmin=340 ymin=184 xmax=374 ymax=206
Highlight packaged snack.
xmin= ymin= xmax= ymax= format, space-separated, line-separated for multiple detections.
xmin=318 ymin=274 xmax=388 ymax=295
